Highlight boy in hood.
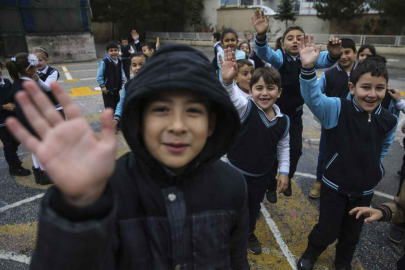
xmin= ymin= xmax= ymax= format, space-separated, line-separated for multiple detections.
xmin=7 ymin=44 xmax=249 ymax=270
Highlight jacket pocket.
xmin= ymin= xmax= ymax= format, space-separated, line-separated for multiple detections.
xmin=325 ymin=153 xmax=338 ymax=170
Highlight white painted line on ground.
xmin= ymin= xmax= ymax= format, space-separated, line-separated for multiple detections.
xmin=81 ymin=77 xmax=97 ymax=81
xmin=61 ymin=66 xmax=73 ymax=80
xmin=0 ymin=250 xmax=31 ymax=264
xmin=260 ymin=203 xmax=297 ymax=270
xmin=0 ymin=193 xmax=44 ymax=213
xmin=60 ymin=62 xmax=99 ymax=67
xmin=94 ymin=87 xmax=101 ymax=91
xmin=68 ymin=68 xmax=98 ymax=73
xmin=294 ymin=172 xmax=395 ymax=200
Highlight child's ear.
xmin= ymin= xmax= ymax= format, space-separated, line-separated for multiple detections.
xmin=208 ymin=113 xmax=217 ymax=137
xmin=234 ymin=75 xmax=239 ymax=84
xmin=277 ymin=87 xmax=282 ymax=98
xmin=349 ymin=82 xmax=355 ymax=95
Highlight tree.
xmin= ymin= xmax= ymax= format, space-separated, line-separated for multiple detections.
xmin=274 ymin=0 xmax=297 ymax=29
xmin=190 ymin=0 xmax=205 ymax=31
xmin=313 ymin=0 xmax=369 ymax=34
xmin=368 ymin=0 xmax=405 ymax=35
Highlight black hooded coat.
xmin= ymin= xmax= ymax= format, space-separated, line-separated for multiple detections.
xmin=30 ymin=44 xmax=249 ymax=270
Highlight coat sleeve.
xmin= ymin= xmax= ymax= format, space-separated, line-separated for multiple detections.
xmin=29 ymin=185 xmax=118 ymax=270
xmin=378 ymin=180 xmax=405 ymax=223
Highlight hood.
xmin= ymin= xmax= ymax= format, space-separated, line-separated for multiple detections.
xmin=121 ymin=44 xmax=240 ymax=187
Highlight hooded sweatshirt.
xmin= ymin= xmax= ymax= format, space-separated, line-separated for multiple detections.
xmin=30 ymin=44 xmax=249 ymax=270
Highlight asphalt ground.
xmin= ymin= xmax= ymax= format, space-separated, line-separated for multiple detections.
xmin=0 ymin=46 xmax=405 ymax=269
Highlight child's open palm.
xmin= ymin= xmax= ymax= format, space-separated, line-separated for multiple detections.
xmin=219 ymin=48 xmax=238 ymax=84
xmin=326 ymin=37 xmax=342 ymax=59
xmin=6 ymin=82 xmax=117 ymax=207
xmin=131 ymin=30 xmax=140 ymax=41
xmin=298 ymin=34 xmax=322 ymax=69
xmin=251 ymin=9 xmax=270 ymax=35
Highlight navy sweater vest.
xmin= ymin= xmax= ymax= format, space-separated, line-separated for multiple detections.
xmin=323 ymin=99 xmax=397 ymax=197
xmin=38 ymin=67 xmax=60 ymax=107
xmin=121 ymin=45 xmax=131 ymax=59
xmin=103 ymin=58 xmax=122 ymax=92
xmin=0 ymin=78 xmax=15 ymax=125
xmin=277 ymin=53 xmax=303 ymax=115
xmin=227 ymin=100 xmax=289 ymax=175
xmin=324 ymin=66 xmax=351 ymax=98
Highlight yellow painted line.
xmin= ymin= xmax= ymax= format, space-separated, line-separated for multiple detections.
xmin=64 ymin=79 xmax=80 ymax=82
xmin=400 ymin=91 xmax=405 ymax=97
xmin=0 ymin=222 xmax=37 ymax=253
xmin=261 ymin=179 xmax=364 ymax=269
xmin=69 ymin=86 xmax=101 ymax=97
xmin=60 ymin=70 xmax=72 ymax=74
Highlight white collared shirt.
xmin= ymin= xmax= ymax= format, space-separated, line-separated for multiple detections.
xmin=0 ymin=77 xmax=4 ymax=87
xmin=37 ymin=65 xmax=58 ymax=92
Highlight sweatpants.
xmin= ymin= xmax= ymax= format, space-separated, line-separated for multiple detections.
xmin=0 ymin=126 xmax=21 ymax=167
xmin=122 ymin=58 xmax=131 ymax=81
xmin=315 ymin=127 xmax=326 ymax=182
xmin=302 ymin=183 xmax=372 ymax=269
xmin=245 ymin=173 xmax=271 ymax=234
xmin=102 ymin=91 xmax=120 ymax=111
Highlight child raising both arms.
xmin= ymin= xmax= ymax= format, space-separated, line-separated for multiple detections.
xmin=8 ymin=44 xmax=249 ymax=269
xmin=220 ymin=48 xmax=290 ymax=255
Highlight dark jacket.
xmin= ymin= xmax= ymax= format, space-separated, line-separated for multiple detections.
xmin=30 ymin=44 xmax=249 ymax=270
xmin=0 ymin=78 xmax=15 ymax=126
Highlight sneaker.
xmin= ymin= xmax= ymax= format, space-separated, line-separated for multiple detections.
xmin=388 ymin=225 xmax=405 ymax=244
xmin=39 ymin=170 xmax=52 ymax=185
xmin=266 ymin=190 xmax=277 ymax=204
xmin=9 ymin=164 xmax=31 ymax=177
xmin=247 ymin=233 xmax=262 ymax=255
xmin=283 ymin=182 xmax=292 ymax=197
xmin=297 ymin=258 xmax=314 ymax=270
xmin=32 ymin=167 xmax=40 ymax=184
xmin=309 ymin=181 xmax=321 ymax=199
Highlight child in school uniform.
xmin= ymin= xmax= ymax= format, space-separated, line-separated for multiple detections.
xmin=220 ymin=48 xmax=290 ymax=255
xmin=217 ymin=28 xmax=246 ymax=81
xmin=8 ymin=44 xmax=249 ymax=270
xmin=113 ymin=52 xmax=148 ymax=126
xmin=357 ymin=44 xmax=376 ymax=63
xmin=119 ymin=37 xmax=135 ymax=81
xmin=252 ymin=9 xmax=341 ymax=200
xmin=310 ymin=38 xmax=358 ymax=199
xmin=296 ymin=35 xmax=397 ymax=270
xmin=233 ymin=59 xmax=254 ymax=98
xmin=6 ymin=53 xmax=51 ymax=185
xmin=141 ymin=42 xmax=156 ymax=58
xmin=97 ymin=42 xmax=125 ymax=111
xmin=212 ymin=32 xmax=223 ymax=72
xmin=0 ymin=61 xmax=30 ymax=177
xmin=238 ymin=41 xmax=268 ymax=69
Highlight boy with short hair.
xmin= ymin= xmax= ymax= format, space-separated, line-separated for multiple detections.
xmin=212 ymin=32 xmax=223 ymax=72
xmin=252 ymin=9 xmax=341 ymax=199
xmin=8 ymin=44 xmax=249 ymax=269
xmin=119 ymin=37 xmax=134 ymax=81
xmin=234 ymin=59 xmax=254 ymax=97
xmin=220 ymin=49 xmax=290 ymax=255
xmin=142 ymin=42 xmax=156 ymax=58
xmin=310 ymin=38 xmax=358 ymax=199
xmin=297 ymin=35 xmax=397 ymax=270
xmin=97 ymin=42 xmax=125 ymax=111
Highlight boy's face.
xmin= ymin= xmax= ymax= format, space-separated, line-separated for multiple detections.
xmin=131 ymin=56 xmax=146 ymax=76
xmin=34 ymin=52 xmax=47 ymax=71
xmin=339 ymin=48 xmax=357 ymax=69
xmin=283 ymin=30 xmax=304 ymax=56
xmin=358 ymin=48 xmax=373 ymax=63
xmin=121 ymin=40 xmax=128 ymax=46
xmin=234 ymin=65 xmax=253 ymax=93
xmin=221 ymin=33 xmax=238 ymax=51
xmin=142 ymin=90 xmax=216 ymax=172
xmin=107 ymin=48 xmax=119 ymax=60
xmin=211 ymin=36 xmax=217 ymax=44
xmin=239 ymin=43 xmax=250 ymax=55
xmin=249 ymin=77 xmax=281 ymax=112
xmin=349 ymin=72 xmax=387 ymax=113
xmin=142 ymin=46 xmax=154 ymax=58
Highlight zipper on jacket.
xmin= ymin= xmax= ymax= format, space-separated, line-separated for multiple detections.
xmin=368 ymin=113 xmax=371 ymax=123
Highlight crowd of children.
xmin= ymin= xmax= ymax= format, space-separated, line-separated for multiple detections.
xmin=2 ymin=8 xmax=405 ymax=269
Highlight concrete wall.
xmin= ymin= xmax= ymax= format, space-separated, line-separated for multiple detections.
xmin=26 ymin=33 xmax=97 ymax=63
xmin=92 ymin=22 xmax=127 ymax=43
xmin=203 ymin=0 xmax=221 ymax=31
xmin=217 ymin=8 xmax=329 ymax=34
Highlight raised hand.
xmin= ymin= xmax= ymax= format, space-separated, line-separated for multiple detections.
xmin=131 ymin=30 xmax=140 ymax=41
xmin=6 ymin=82 xmax=117 ymax=207
xmin=327 ymin=37 xmax=342 ymax=59
xmin=219 ymin=48 xmax=238 ymax=84
xmin=251 ymin=9 xmax=270 ymax=35
xmin=388 ymin=88 xmax=401 ymax=102
xmin=298 ymin=34 xmax=322 ymax=69
xmin=156 ymin=37 xmax=160 ymax=50
xmin=349 ymin=207 xmax=383 ymax=223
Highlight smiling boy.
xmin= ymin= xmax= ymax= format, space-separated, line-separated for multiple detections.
xmin=10 ymin=44 xmax=249 ymax=269
xmin=220 ymin=48 xmax=290 ymax=255
xmin=296 ymin=35 xmax=397 ymax=270
xmin=234 ymin=59 xmax=254 ymax=97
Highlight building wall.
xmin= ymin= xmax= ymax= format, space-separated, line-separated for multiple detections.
xmin=26 ymin=33 xmax=97 ymax=63
xmin=203 ymin=0 xmax=221 ymax=31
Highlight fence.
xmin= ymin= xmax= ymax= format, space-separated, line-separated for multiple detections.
xmin=146 ymin=32 xmax=405 ymax=47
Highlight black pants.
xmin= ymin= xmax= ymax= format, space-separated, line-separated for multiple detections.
xmin=288 ymin=109 xmax=303 ymax=180
xmin=102 ymin=91 xmax=120 ymax=111
xmin=303 ymin=184 xmax=372 ymax=269
xmin=245 ymin=173 xmax=271 ymax=234
xmin=122 ymin=58 xmax=131 ymax=81
xmin=0 ymin=126 xmax=21 ymax=166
